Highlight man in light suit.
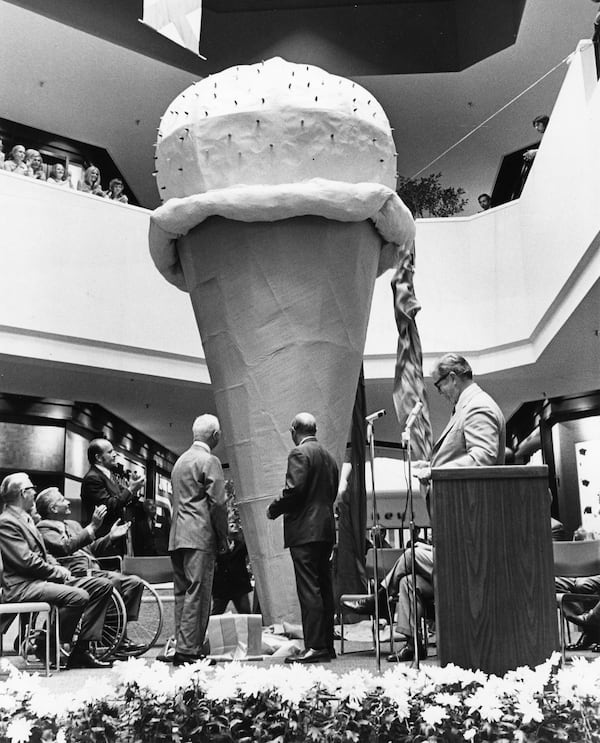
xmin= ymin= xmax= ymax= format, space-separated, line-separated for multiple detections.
xmin=167 ymin=414 xmax=228 ymax=666
xmin=346 ymin=353 xmax=505 ymax=662
xmin=36 ymin=487 xmax=145 ymax=651
xmin=0 ymin=473 xmax=114 ymax=669
xmin=80 ymin=438 xmax=145 ymax=551
xmin=267 ymin=412 xmax=340 ymax=664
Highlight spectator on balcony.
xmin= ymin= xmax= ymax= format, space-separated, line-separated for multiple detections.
xmin=478 ymin=193 xmax=491 ymax=211
xmin=47 ymin=162 xmax=73 ymax=188
xmin=25 ymin=149 xmax=46 ymax=181
xmin=107 ymin=178 xmax=128 ymax=204
xmin=3 ymin=144 xmax=31 ymax=176
xmin=78 ymin=165 xmax=106 ymax=197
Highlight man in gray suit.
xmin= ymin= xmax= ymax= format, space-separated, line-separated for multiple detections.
xmin=167 ymin=414 xmax=228 ymax=666
xmin=345 ymin=353 xmax=505 ymax=662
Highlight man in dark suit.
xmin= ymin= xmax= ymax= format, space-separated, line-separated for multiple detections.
xmin=167 ymin=414 xmax=228 ymax=666
xmin=0 ymin=472 xmax=114 ymax=669
xmin=80 ymin=438 xmax=145 ymax=551
xmin=267 ymin=412 xmax=339 ymax=664
xmin=35 ymin=486 xmax=145 ymax=651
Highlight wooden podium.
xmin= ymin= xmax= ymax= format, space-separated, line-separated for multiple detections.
xmin=431 ymin=465 xmax=558 ymax=675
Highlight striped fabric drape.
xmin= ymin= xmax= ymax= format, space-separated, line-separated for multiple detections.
xmin=391 ymin=243 xmax=433 ymax=461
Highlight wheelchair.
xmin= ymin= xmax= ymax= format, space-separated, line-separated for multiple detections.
xmin=58 ymin=558 xmax=164 ymax=662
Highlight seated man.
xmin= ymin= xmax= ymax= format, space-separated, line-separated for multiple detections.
xmin=0 ymin=473 xmax=113 ymax=669
xmin=555 ymin=569 xmax=600 ymax=651
xmin=35 ymin=487 xmax=145 ymax=653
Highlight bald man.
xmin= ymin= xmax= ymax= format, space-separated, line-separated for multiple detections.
xmin=168 ymin=414 xmax=228 ymax=666
xmin=267 ymin=413 xmax=339 ymax=664
xmin=80 ymin=438 xmax=145 ymax=550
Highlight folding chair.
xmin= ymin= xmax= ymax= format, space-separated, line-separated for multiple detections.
xmin=553 ymin=540 xmax=600 ymax=660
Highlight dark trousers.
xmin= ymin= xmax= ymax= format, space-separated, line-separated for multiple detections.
xmin=92 ymin=570 xmax=144 ymax=621
xmin=7 ymin=576 xmax=112 ymax=645
xmin=212 ymin=593 xmax=251 ymax=615
xmin=290 ymin=542 xmax=334 ymax=652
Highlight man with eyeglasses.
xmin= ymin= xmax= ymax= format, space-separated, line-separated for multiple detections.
xmin=344 ymin=353 xmax=505 ymax=662
xmin=0 ymin=473 xmax=114 ymax=669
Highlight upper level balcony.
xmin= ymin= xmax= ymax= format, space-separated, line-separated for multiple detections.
xmin=1 ymin=41 xmax=599 ymax=454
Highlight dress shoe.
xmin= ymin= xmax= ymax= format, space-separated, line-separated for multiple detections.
xmin=285 ymin=648 xmax=331 ymax=664
xmin=342 ymin=590 xmax=393 ymax=623
xmin=387 ymin=641 xmax=427 ymax=663
xmin=172 ymin=652 xmax=216 ymax=667
xmin=567 ymin=631 xmax=600 ymax=651
xmin=114 ymin=638 xmax=147 ymax=657
xmin=66 ymin=648 xmax=113 ymax=669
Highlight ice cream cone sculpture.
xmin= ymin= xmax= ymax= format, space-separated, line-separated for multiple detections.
xmin=150 ymin=58 xmax=415 ymax=624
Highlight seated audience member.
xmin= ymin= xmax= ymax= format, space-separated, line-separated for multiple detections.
xmin=78 ymin=165 xmax=106 ymax=197
xmin=212 ymin=497 xmax=252 ymax=615
xmin=25 ymin=149 xmax=46 ymax=181
xmin=345 ymin=353 xmax=505 ymax=663
xmin=36 ymin=487 xmax=145 ymax=651
xmin=47 ymin=162 xmax=73 ymax=188
xmin=107 ymin=178 xmax=128 ymax=203
xmin=131 ymin=499 xmax=159 ymax=556
xmin=0 ymin=473 xmax=114 ymax=669
xmin=3 ymin=144 xmax=31 ymax=176
xmin=0 ymin=138 xmax=5 ymax=168
xmin=478 ymin=193 xmax=491 ymax=211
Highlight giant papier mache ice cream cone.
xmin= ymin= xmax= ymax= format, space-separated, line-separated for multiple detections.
xmin=149 ymin=57 xmax=415 ymax=624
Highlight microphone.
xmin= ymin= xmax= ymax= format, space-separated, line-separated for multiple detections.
xmin=365 ymin=409 xmax=386 ymax=424
xmin=404 ymin=401 xmax=423 ymax=431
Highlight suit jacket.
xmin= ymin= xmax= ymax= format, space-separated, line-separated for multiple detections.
xmin=431 ymin=382 xmax=506 ymax=468
xmin=268 ymin=437 xmax=339 ymax=548
xmin=37 ymin=518 xmax=113 ymax=575
xmin=169 ymin=442 xmax=228 ymax=552
xmin=0 ymin=506 xmax=64 ymax=598
xmin=80 ymin=465 xmax=135 ymax=537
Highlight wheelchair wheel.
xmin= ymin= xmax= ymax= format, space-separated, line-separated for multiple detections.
xmin=89 ymin=587 xmax=127 ymax=661
xmin=117 ymin=580 xmax=163 ymax=657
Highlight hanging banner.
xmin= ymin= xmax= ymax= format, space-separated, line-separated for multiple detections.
xmin=140 ymin=0 xmax=206 ymax=59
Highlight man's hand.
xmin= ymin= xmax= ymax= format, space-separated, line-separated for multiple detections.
xmin=109 ymin=519 xmax=131 ymax=541
xmin=130 ymin=472 xmax=145 ymax=495
xmin=523 ymin=149 xmax=537 ymax=162
xmin=266 ymin=505 xmax=276 ymax=520
xmin=217 ymin=539 xmax=229 ymax=555
xmin=91 ymin=505 xmax=107 ymax=531
xmin=412 ymin=461 xmax=432 ymax=484
xmin=55 ymin=565 xmax=72 ymax=582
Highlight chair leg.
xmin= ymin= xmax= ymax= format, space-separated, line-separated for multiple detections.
xmin=340 ymin=609 xmax=345 ymax=655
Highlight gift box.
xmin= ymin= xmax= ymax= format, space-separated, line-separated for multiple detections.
xmin=207 ymin=613 xmax=263 ymax=660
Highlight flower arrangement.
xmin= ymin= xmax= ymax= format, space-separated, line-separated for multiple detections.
xmin=0 ymin=653 xmax=598 ymax=742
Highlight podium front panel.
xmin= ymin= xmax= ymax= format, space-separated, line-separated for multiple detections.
xmin=432 ymin=466 xmax=558 ymax=675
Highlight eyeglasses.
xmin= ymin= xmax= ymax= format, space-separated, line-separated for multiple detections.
xmin=21 ymin=486 xmax=36 ymax=495
xmin=434 ymin=372 xmax=451 ymax=393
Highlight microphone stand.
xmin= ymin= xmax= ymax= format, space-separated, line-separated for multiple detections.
xmin=401 ymin=419 xmax=421 ymax=670
xmin=366 ymin=418 xmax=382 ymax=672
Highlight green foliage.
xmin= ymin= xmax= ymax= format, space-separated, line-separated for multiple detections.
xmin=397 ymin=173 xmax=468 ymax=218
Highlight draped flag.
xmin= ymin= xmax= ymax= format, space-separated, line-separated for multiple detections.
xmin=392 ymin=243 xmax=433 ymax=461
xmin=333 ymin=366 xmax=369 ymax=614
xmin=141 ymin=0 xmax=205 ymax=58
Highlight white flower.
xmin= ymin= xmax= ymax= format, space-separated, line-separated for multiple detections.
xmin=516 ymin=698 xmax=543 ymax=725
xmin=337 ymin=669 xmax=377 ymax=709
xmin=421 ymin=704 xmax=448 ymax=727
xmin=26 ymin=692 xmax=62 ymax=720
xmin=463 ymin=729 xmax=476 ymax=740
xmin=55 ymin=730 xmax=67 ymax=743
xmin=0 ymin=693 xmax=18 ymax=713
xmin=6 ymin=717 xmax=32 ymax=743
xmin=434 ymin=692 xmax=461 ymax=708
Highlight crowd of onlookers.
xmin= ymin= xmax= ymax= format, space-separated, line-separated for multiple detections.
xmin=0 ymin=138 xmax=129 ymax=203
